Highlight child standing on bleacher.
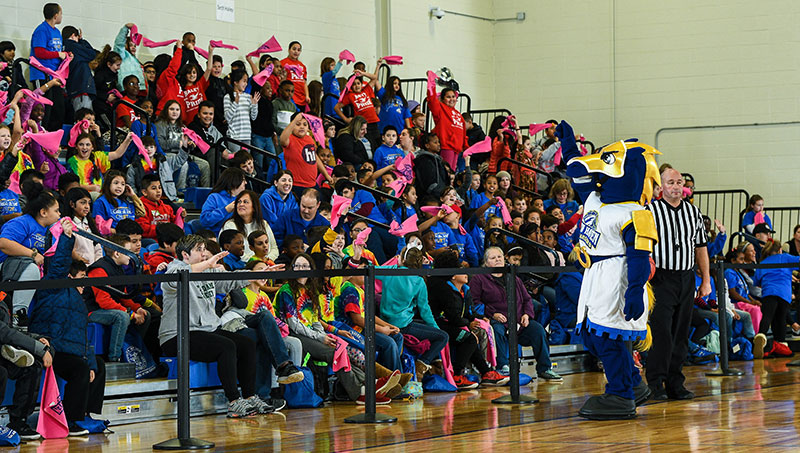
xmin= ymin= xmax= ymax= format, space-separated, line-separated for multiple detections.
xmin=28 ymin=221 xmax=106 ymax=437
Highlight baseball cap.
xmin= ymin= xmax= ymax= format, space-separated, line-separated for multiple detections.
xmin=753 ymin=223 xmax=775 ymax=235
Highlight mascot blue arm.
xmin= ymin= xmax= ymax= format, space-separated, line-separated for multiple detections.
xmin=622 ymin=224 xmax=647 ymax=321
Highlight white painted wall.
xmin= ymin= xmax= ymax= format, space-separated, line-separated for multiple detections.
xmin=493 ymin=0 xmax=800 ymax=209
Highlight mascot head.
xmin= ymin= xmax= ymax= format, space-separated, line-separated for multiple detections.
xmin=569 ymin=139 xmax=661 ymax=205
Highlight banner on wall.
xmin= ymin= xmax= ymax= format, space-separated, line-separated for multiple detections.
xmin=216 ymin=0 xmax=235 ymax=23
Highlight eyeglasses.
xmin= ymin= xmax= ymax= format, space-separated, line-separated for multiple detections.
xmin=293 ymin=264 xmax=311 ymax=270
xmin=352 ymin=228 xmax=366 ymax=234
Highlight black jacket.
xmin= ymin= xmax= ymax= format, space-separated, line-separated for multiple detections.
xmin=333 ymin=133 xmax=368 ymax=167
xmin=63 ymin=38 xmax=98 ymax=98
xmin=414 ymin=151 xmax=448 ymax=198
xmin=427 ymin=277 xmax=476 ymax=329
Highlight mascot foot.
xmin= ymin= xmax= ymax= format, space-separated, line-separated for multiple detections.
xmin=578 ymin=394 xmax=636 ymax=420
xmin=634 ymin=382 xmax=652 ymax=406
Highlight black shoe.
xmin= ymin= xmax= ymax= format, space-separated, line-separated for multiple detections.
xmin=649 ymin=383 xmax=668 ymax=401
xmin=633 ymin=382 xmax=652 ymax=406
xmin=267 ymin=398 xmax=287 ymax=412
xmin=667 ymin=386 xmax=695 ymax=400
xmin=276 ymin=362 xmax=305 ymax=385
xmin=578 ymin=394 xmax=636 ymax=420
xmin=68 ymin=423 xmax=89 ymax=436
xmin=8 ymin=421 xmax=40 ymax=440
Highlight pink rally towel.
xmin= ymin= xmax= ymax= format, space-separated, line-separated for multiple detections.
xmin=175 ymin=207 xmax=185 ymax=229
xmin=475 ymin=318 xmax=497 ymax=367
xmin=142 ymin=38 xmax=178 ymax=48
xmin=37 ymin=367 xmax=69 ymax=439
xmin=339 ymin=49 xmax=355 ymax=64
xmin=331 ymin=335 xmax=352 ymax=372
xmin=439 ymin=344 xmax=457 ymax=387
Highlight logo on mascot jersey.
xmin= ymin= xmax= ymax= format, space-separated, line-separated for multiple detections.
xmin=579 ymin=210 xmax=600 ymax=249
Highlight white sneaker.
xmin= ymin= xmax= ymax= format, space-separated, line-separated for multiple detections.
xmin=1 ymin=345 xmax=34 ymax=368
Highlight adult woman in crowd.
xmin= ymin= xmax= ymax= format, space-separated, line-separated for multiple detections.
xmin=222 ymin=190 xmax=278 ymax=261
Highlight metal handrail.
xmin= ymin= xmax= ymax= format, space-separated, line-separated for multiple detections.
xmin=488 ymin=227 xmax=554 ymax=254
xmin=497 ymin=157 xmax=554 ymax=187
xmin=8 ymin=57 xmax=31 ymax=100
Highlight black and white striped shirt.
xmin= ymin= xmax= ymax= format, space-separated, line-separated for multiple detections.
xmin=647 ymin=198 xmax=707 ymax=271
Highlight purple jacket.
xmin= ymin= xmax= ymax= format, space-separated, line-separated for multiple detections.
xmin=470 ymin=273 xmax=535 ymax=326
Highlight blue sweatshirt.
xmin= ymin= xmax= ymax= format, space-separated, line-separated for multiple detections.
xmin=0 ymin=189 xmax=21 ymax=215
xmin=272 ymin=208 xmax=328 ymax=247
xmin=469 ymin=192 xmax=499 ymax=219
xmin=259 ymin=187 xmax=298 ymax=227
xmin=754 ymin=254 xmax=800 ymax=303
xmin=428 ymin=221 xmax=456 ymax=250
xmin=543 ymin=199 xmax=580 ymax=219
xmin=93 ymin=195 xmax=135 ymax=228
xmin=373 ymin=145 xmax=404 ymax=171
xmin=451 ymin=226 xmax=479 ymax=267
xmin=0 ymin=214 xmax=47 ymax=263
xmin=378 ymin=265 xmax=437 ymax=329
xmin=200 ymin=191 xmax=236 ymax=234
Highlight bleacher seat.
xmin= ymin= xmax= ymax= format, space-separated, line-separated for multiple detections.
xmin=2 ymin=371 xmax=67 ymax=407
xmin=159 ymin=358 xmax=221 ymax=389
xmin=183 ymin=187 xmax=212 ymax=211
xmin=184 ymin=219 xmax=204 ymax=235
xmin=87 ymin=322 xmax=108 ymax=356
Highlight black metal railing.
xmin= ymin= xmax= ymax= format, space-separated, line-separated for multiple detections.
xmin=110 ymin=99 xmax=153 ymax=151
xmin=467 ymin=109 xmax=512 ymax=136
xmin=691 ymin=189 xmax=749 ymax=235
xmin=213 ymin=136 xmax=282 ymax=184
xmin=497 ymin=157 xmax=554 ymax=188
xmin=762 ymin=207 xmax=800 ymax=242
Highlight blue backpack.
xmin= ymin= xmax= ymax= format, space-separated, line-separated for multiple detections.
xmin=75 ymin=416 xmax=112 ymax=434
xmin=0 ymin=426 xmax=19 ymax=446
xmin=283 ymin=367 xmax=324 ymax=408
xmin=730 ymin=337 xmax=754 ymax=361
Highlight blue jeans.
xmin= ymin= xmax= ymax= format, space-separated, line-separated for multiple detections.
xmin=252 ymin=134 xmax=279 ymax=181
xmin=88 ymin=309 xmax=130 ymax=360
xmin=375 ymin=332 xmax=404 ymax=371
xmin=400 ymin=322 xmax=448 ymax=364
xmin=491 ymin=319 xmax=552 ymax=373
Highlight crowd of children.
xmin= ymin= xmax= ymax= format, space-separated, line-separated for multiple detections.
xmin=0 ymin=2 xmax=797 ymax=441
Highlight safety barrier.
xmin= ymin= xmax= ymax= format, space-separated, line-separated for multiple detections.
xmin=109 ymin=99 xmax=153 ymax=152
xmin=497 ymin=156 xmax=554 ymax=189
xmin=691 ymin=190 xmax=750 ymax=234
xmin=762 ymin=207 xmax=800 ymax=242
xmin=467 ymin=109 xmax=512 ymax=136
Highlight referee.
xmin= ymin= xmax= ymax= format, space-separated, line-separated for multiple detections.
xmin=645 ymin=166 xmax=711 ymax=400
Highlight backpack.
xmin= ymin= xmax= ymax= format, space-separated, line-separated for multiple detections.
xmin=184 ymin=157 xmax=202 ymax=189
xmin=730 ymin=337 xmax=754 ymax=361
xmin=283 ymin=366 xmax=324 ymax=408
xmin=122 ymin=331 xmax=159 ymax=379
xmin=74 ymin=416 xmax=112 ymax=434
xmin=0 ymin=426 xmax=19 ymax=446
xmin=421 ymin=373 xmax=457 ymax=392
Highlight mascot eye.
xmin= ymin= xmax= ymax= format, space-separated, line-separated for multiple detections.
xmin=601 ymin=152 xmax=616 ymax=165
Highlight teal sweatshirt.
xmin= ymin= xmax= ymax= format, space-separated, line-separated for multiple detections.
xmin=378 ymin=265 xmax=437 ymax=329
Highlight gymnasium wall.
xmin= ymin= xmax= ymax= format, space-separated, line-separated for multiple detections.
xmin=493 ymin=0 xmax=800 ymax=209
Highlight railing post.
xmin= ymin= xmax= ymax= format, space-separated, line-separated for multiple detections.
xmin=706 ymin=261 xmax=743 ymax=377
xmin=154 ymin=270 xmax=215 ymax=450
xmin=493 ymin=264 xmax=538 ymax=405
xmin=345 ymin=265 xmax=397 ymax=423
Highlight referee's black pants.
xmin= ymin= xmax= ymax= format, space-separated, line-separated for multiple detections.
xmin=645 ymin=268 xmax=695 ymax=390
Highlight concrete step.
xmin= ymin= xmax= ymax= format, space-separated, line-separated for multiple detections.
xmin=521 ymin=344 xmax=592 ymax=376
xmin=106 ymin=362 xmax=136 ymax=382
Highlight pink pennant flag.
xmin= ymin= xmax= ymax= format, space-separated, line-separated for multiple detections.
xmin=0 ymin=90 xmax=6 ymax=105
xmin=45 ymin=217 xmax=78 ymax=257
xmin=330 ymin=195 xmax=352 ymax=229
xmin=529 ymin=123 xmax=552 ymax=135
xmin=29 ymin=54 xmax=72 ymax=86
xmin=129 ymin=133 xmax=154 ymax=168
xmin=252 ymin=63 xmax=274 ymax=86
xmin=142 ymin=37 xmax=178 ymax=48
xmin=302 ymin=113 xmax=326 ymax=146
xmin=246 ymin=36 xmax=282 ymax=58
xmin=426 ymin=70 xmax=438 ymax=96
xmin=354 ymin=227 xmax=371 ymax=246
xmin=421 ymin=204 xmax=454 ymax=217
xmin=338 ymin=74 xmax=357 ymax=103
xmin=19 ymin=89 xmax=53 ymax=106
xmin=462 ymin=136 xmax=492 ymax=157
xmin=128 ymin=24 xmax=142 ymax=46
xmin=339 ymin=49 xmax=355 ymax=64
xmin=389 ymin=214 xmax=418 ymax=237
xmin=387 ymin=176 xmax=409 ymax=196
xmin=210 ymin=40 xmax=238 ymax=50
xmin=182 ymin=127 xmax=211 ymax=154
xmin=382 ymin=55 xmax=403 ymax=65
xmin=393 ymin=153 xmax=414 ymax=181
xmin=194 ymin=47 xmax=209 ymax=60
xmin=37 ymin=367 xmax=69 ymax=439
xmin=68 ymin=119 xmax=90 ymax=147
xmin=23 ymin=130 xmax=64 ymax=154
xmin=175 ymin=207 xmax=185 ymax=229
xmin=95 ymin=216 xmax=113 ymax=236
xmin=495 ymin=197 xmax=513 ymax=226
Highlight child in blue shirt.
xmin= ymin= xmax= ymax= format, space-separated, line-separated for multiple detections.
xmin=220 ymin=229 xmax=247 ymax=270
xmin=92 ymin=169 xmax=141 ymax=231
xmin=753 ymin=240 xmax=800 ymax=358
xmin=372 ymin=126 xmax=404 ymax=171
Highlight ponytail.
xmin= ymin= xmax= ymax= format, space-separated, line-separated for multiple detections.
xmin=22 ymin=183 xmax=57 ymax=218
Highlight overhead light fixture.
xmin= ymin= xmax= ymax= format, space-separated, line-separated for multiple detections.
xmin=429 ymin=6 xmax=525 ymax=23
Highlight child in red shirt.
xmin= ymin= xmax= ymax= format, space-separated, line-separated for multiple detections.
xmin=428 ymin=87 xmax=468 ymax=172
xmin=116 ymin=74 xmax=141 ymax=128
xmin=280 ymin=41 xmax=308 ymax=108
xmin=279 ymin=113 xmax=333 ymax=192
xmin=156 ymin=42 xmax=213 ymax=124
xmin=136 ymin=174 xmax=176 ymax=239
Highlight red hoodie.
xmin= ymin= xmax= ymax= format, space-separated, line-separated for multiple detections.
xmin=155 ymin=47 xmax=209 ymax=123
xmin=427 ymin=92 xmax=468 ymax=153
xmin=136 ymin=197 xmax=176 ymax=239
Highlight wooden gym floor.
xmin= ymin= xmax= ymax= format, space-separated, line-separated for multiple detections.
xmin=20 ymin=358 xmax=800 ymax=452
